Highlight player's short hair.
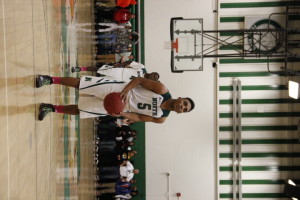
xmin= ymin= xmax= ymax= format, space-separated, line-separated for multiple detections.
xmin=185 ymin=97 xmax=195 ymax=112
xmin=152 ymin=72 xmax=160 ymax=79
xmin=131 ymin=32 xmax=140 ymax=45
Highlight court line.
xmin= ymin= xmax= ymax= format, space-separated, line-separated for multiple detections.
xmin=13 ymin=1 xmax=19 ymax=197
xmin=30 ymin=0 xmax=37 ymax=198
xmin=60 ymin=3 xmax=71 ymax=198
xmin=40 ymin=0 xmax=52 ymax=198
xmin=1 ymin=0 xmax=10 ymax=198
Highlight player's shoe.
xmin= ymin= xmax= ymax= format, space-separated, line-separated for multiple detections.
xmin=71 ymin=67 xmax=81 ymax=73
xmin=38 ymin=103 xmax=55 ymax=121
xmin=36 ymin=75 xmax=52 ymax=88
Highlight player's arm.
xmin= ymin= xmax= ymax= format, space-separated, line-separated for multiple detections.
xmin=121 ymin=77 xmax=168 ymax=98
xmin=121 ymin=112 xmax=167 ymax=124
xmin=113 ymin=60 xmax=132 ymax=68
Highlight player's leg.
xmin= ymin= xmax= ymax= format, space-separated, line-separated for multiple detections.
xmin=36 ymin=75 xmax=80 ymax=88
xmin=38 ymin=104 xmax=80 ymax=121
xmin=78 ymin=96 xmax=109 ymax=119
xmin=78 ymin=78 xmax=128 ymax=118
xmin=38 ymin=77 xmax=127 ymax=120
xmin=79 ymin=76 xmax=126 ymax=98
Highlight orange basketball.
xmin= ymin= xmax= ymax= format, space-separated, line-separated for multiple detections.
xmin=104 ymin=92 xmax=126 ymax=115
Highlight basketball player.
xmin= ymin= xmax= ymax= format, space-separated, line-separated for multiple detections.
xmin=71 ymin=61 xmax=160 ymax=82
xmin=35 ymin=75 xmax=195 ymax=123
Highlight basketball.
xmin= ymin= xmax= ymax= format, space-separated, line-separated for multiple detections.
xmin=104 ymin=92 xmax=126 ymax=115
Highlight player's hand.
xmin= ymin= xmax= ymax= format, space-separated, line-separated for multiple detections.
xmin=120 ymin=90 xmax=128 ymax=101
xmin=123 ymin=118 xmax=133 ymax=125
xmin=120 ymin=57 xmax=126 ymax=63
xmin=111 ymin=112 xmax=124 ymax=118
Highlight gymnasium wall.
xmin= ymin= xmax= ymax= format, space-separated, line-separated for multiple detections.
xmin=144 ymin=0 xmax=217 ymax=200
xmin=217 ymin=1 xmax=300 ymax=200
xmin=143 ymin=0 xmax=300 ymax=200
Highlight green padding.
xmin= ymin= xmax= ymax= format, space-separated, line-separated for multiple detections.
xmin=219 ymin=71 xmax=282 ymax=77
xmin=219 ymin=98 xmax=300 ymax=104
xmin=220 ymin=16 xmax=300 ymax=22
xmin=219 ymin=166 xmax=300 ymax=171
xmin=219 ymin=85 xmax=287 ymax=91
xmin=61 ymin=4 xmax=70 ymax=198
xmin=130 ymin=122 xmax=146 ymax=199
xmin=219 ymin=45 xmax=243 ymax=50
xmin=220 ymin=179 xmax=288 ymax=185
xmin=219 ymin=125 xmax=297 ymax=131
xmin=219 ymin=112 xmax=300 ymax=118
xmin=133 ymin=1 xmax=146 ymax=199
xmin=220 ymin=152 xmax=300 ymax=158
xmin=220 ymin=32 xmax=243 ymax=36
xmin=220 ymin=1 xmax=300 ymax=9
xmin=134 ymin=1 xmax=146 ymax=198
xmin=220 ymin=58 xmax=300 ymax=64
xmin=220 ymin=193 xmax=286 ymax=198
xmin=219 ymin=139 xmax=300 ymax=145
xmin=220 ymin=17 xmax=244 ymax=23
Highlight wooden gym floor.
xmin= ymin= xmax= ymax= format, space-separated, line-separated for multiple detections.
xmin=0 ymin=0 xmax=95 ymax=199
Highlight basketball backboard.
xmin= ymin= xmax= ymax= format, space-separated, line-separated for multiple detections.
xmin=170 ymin=18 xmax=203 ymax=73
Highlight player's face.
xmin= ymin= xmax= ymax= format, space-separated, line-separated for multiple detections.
xmin=174 ymin=98 xmax=192 ymax=113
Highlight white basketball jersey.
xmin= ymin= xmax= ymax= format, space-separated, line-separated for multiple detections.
xmin=97 ymin=62 xmax=146 ymax=82
xmin=127 ymin=86 xmax=165 ymax=118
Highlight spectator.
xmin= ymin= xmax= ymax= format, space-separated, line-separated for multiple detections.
xmin=117 ymin=0 xmax=137 ymax=8
xmin=99 ymin=161 xmax=139 ymax=182
xmin=96 ymin=8 xmax=135 ymax=24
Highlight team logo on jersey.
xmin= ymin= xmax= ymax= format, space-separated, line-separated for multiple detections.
xmin=152 ymin=97 xmax=158 ymax=116
xmin=85 ymin=77 xmax=92 ymax=81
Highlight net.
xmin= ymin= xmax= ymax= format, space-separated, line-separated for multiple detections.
xmin=164 ymin=39 xmax=179 ymax=53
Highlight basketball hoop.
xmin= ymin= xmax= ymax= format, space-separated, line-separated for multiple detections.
xmin=164 ymin=38 xmax=179 ymax=53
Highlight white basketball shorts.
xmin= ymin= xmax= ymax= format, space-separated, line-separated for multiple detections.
xmin=78 ymin=76 xmax=127 ymax=118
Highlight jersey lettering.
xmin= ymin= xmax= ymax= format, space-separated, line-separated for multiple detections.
xmin=137 ymin=98 xmax=158 ymax=116
xmin=152 ymin=97 xmax=158 ymax=116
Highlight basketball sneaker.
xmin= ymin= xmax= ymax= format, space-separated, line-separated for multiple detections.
xmin=71 ymin=67 xmax=81 ymax=73
xmin=36 ymin=75 xmax=52 ymax=88
xmin=38 ymin=103 xmax=55 ymax=121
